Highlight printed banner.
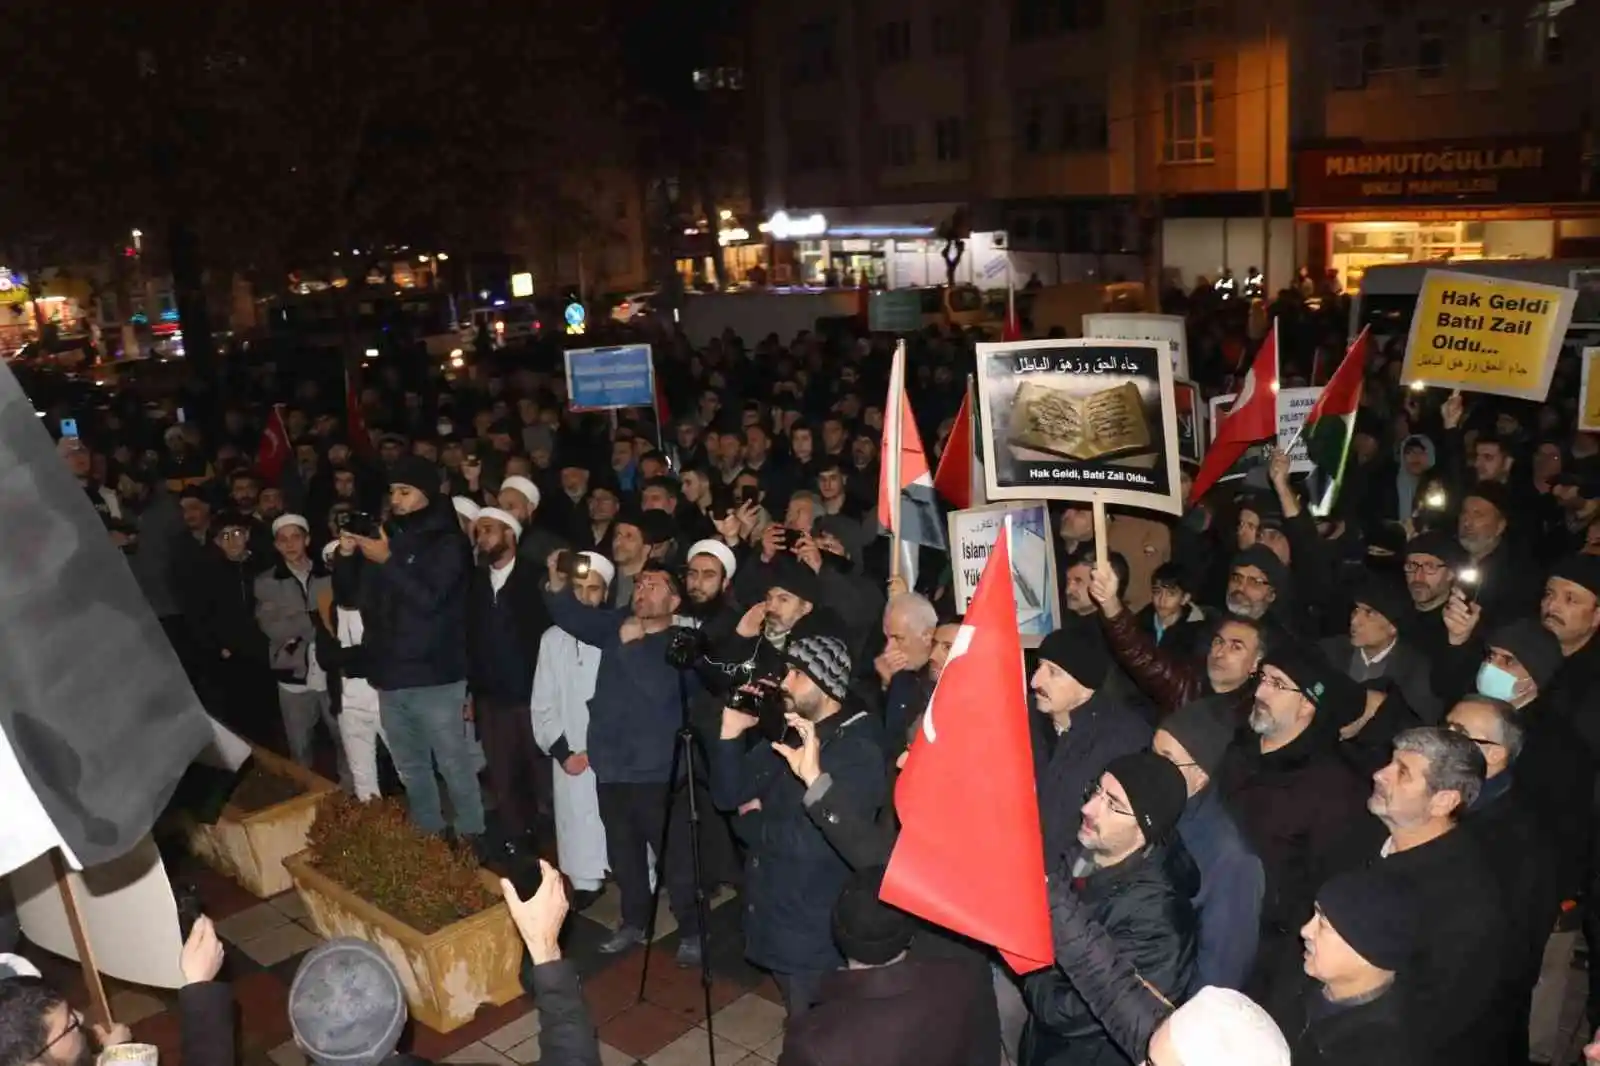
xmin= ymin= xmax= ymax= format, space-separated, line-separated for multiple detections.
xmin=1082 ymin=312 xmax=1189 ymax=378
xmin=564 ymin=344 xmax=655 ymax=410
xmin=869 ymin=289 xmax=924 ymax=333
xmin=946 ymin=502 xmax=1060 ymax=648
xmin=1401 ymin=270 xmax=1572 ymax=401
xmin=1207 ymin=386 xmax=1322 ymax=478
xmin=975 ymin=339 xmax=1183 ymax=515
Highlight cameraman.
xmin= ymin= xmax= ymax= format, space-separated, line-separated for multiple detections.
xmin=543 ymin=556 xmax=705 ymax=964
xmin=711 ymin=635 xmax=887 ymax=1019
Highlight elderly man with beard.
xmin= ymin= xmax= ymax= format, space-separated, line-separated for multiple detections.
xmin=497 ymin=474 xmax=567 ymax=572
xmin=1217 ymin=646 xmax=1381 ymax=1020
xmin=713 ymin=635 xmax=887 ymax=1019
xmin=1364 ymin=727 xmax=1507 ymax=1066
xmin=1398 ymin=531 xmax=1464 ymax=661
xmin=1091 ymin=563 xmax=1268 ymax=718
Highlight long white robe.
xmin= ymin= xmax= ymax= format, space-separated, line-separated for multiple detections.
xmin=530 ymin=627 xmax=609 ymax=889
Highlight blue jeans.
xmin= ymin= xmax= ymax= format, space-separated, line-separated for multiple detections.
xmin=378 ymin=681 xmax=484 ymax=836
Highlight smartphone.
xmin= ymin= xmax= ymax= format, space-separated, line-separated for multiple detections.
xmin=1456 ymin=566 xmax=1482 ymax=605
xmin=507 ymin=856 xmax=544 ymax=900
xmin=59 ymin=417 xmax=79 ymax=438
xmin=739 ymin=486 xmax=761 ymax=505
xmin=336 ymin=510 xmax=380 ymax=538
xmin=174 ymin=882 xmax=204 ymax=941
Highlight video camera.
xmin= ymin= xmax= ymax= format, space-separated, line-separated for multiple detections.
xmin=729 ymin=676 xmax=801 ymax=747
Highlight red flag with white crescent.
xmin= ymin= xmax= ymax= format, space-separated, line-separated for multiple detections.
xmin=881 ymin=524 xmax=1052 ymax=972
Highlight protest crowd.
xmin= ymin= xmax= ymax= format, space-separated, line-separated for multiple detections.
xmin=11 ymin=276 xmax=1600 ymax=1066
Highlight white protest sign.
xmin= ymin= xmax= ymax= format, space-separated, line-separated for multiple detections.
xmin=1082 ymin=313 xmax=1189 ymax=378
xmin=1207 ymin=386 xmax=1322 ymax=475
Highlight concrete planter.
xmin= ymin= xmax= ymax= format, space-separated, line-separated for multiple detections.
xmin=187 ymin=748 xmax=338 ymax=898
xmin=283 ymin=851 xmax=523 ymax=1033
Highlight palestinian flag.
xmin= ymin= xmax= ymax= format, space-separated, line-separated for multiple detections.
xmin=1304 ymin=326 xmax=1370 ymax=517
xmin=880 ymin=341 xmax=946 ymax=549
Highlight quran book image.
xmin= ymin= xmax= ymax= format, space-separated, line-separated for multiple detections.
xmin=1007 ymin=380 xmax=1153 ymax=462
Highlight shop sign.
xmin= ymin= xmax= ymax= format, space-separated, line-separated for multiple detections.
xmin=764 ymin=211 xmax=828 ymax=240
xmin=1295 ymin=137 xmax=1583 ymax=208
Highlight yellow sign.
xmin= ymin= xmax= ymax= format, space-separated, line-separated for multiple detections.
xmin=1401 ymin=270 xmax=1574 ymax=401
xmin=1581 ymin=348 xmax=1600 ymax=432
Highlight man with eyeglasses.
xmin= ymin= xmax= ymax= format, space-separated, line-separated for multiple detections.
xmin=1447 ymin=697 xmax=1561 ymax=1064
xmin=1364 ymin=726 xmax=1507 ymax=1066
xmin=1399 ymin=531 xmax=1465 ymax=662
xmin=1021 ymin=752 xmax=1196 ymax=1066
xmin=1216 ymin=646 xmax=1380 ymax=1017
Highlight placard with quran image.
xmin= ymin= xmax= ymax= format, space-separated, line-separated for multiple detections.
xmin=975 ymin=339 xmax=1183 ymax=514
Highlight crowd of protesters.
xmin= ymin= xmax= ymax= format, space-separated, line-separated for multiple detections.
xmin=11 ymin=276 xmax=1600 ymax=1066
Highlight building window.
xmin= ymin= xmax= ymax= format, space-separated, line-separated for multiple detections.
xmin=1013 ymin=0 xmax=1051 ymax=40
xmin=1467 ymin=9 xmax=1503 ymax=88
xmin=794 ymin=19 xmax=837 ymax=83
xmin=1013 ymin=0 xmax=1102 ymax=40
xmin=1333 ymin=24 xmax=1385 ymax=89
xmin=1527 ymin=0 xmax=1574 ymax=66
xmin=1416 ymin=19 xmax=1447 ymax=77
xmin=1059 ymin=86 xmax=1108 ymax=151
xmin=1017 ymin=93 xmax=1046 ymax=155
xmin=791 ymin=127 xmax=841 ymax=172
xmin=932 ymin=9 xmax=965 ymax=56
xmin=1059 ymin=0 xmax=1104 ymax=31
xmin=934 ymin=117 xmax=965 ymax=161
xmin=875 ymin=20 xmax=912 ymax=65
xmin=882 ymin=123 xmax=917 ymax=167
xmin=1156 ymin=0 xmax=1221 ymax=33
xmin=1162 ymin=61 xmax=1214 ymax=163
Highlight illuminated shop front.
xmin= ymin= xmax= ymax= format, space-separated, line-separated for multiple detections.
xmin=677 ymin=211 xmax=770 ymax=289
xmin=763 ymin=206 xmax=1033 ymax=290
xmin=1294 ymin=136 xmax=1600 ymax=293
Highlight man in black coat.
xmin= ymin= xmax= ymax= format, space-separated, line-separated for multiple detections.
xmin=1291 ymin=866 xmax=1417 ymax=1066
xmin=1031 ymin=626 xmax=1152 ymax=875
xmin=1022 ymin=752 xmax=1197 ymax=1066
xmin=711 ymin=635 xmax=887 ymax=1019
xmin=1448 ymin=695 xmax=1562 ymax=1063
xmin=1365 ymin=725 xmax=1507 ymax=1066
xmin=344 ymin=454 xmax=480 ymax=840
xmin=184 ymin=511 xmax=274 ymax=742
xmin=465 ymin=507 xmax=552 ymax=861
xmin=780 ymin=869 xmax=990 ymax=1066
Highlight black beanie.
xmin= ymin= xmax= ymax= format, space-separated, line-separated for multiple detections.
xmin=1232 ymin=544 xmax=1286 ymax=592
xmin=1037 ymin=627 xmax=1111 ymax=690
xmin=832 ymin=868 xmax=915 ymax=965
xmin=768 ymin=554 xmax=823 ymax=605
xmin=1102 ymin=752 xmax=1188 ymax=843
xmin=387 ymin=454 xmax=440 ymax=495
xmin=1160 ymin=697 xmax=1237 ymax=777
xmin=1463 ymin=479 xmax=1511 ymax=519
xmin=1317 ymin=866 xmax=1418 ymax=972
xmin=1404 ymin=530 xmax=1467 ymax=571
xmin=1485 ymin=619 xmax=1564 ymax=690
xmin=1352 ymin=577 xmax=1411 ymax=630
xmin=1548 ymin=554 xmax=1600 ymax=601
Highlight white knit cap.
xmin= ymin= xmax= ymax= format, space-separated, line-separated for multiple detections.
xmin=1164 ymin=986 xmax=1290 ymax=1066
xmin=687 ymin=538 xmax=737 ymax=581
xmin=272 ymin=514 xmax=310 ymax=535
xmin=452 ymin=496 xmax=482 ymax=522
xmin=500 ymin=475 xmax=541 ymax=509
xmin=577 ymin=551 xmax=615 ymax=587
xmin=477 ymin=507 xmax=523 ymax=541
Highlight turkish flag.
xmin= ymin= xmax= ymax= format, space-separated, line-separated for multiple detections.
xmin=880 ymin=525 xmax=1053 ymax=973
xmin=257 ymin=405 xmax=291 ymax=486
xmin=345 ymin=370 xmax=372 ymax=455
xmin=933 ymin=388 xmax=973 ymax=510
xmin=1188 ymin=319 xmax=1280 ymax=504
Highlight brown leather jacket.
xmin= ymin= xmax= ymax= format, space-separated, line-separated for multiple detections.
xmin=1101 ymin=609 xmax=1206 ymax=717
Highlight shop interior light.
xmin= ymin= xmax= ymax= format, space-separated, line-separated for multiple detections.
xmin=766 ymin=211 xmax=828 ymax=240
xmin=364 ymin=347 xmax=379 ymax=357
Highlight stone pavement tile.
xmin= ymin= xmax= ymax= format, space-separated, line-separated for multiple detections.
xmin=563 ymin=914 xmax=624 ymax=980
xmin=237 ymin=922 xmax=322 ymax=967
xmin=440 ymin=1041 xmax=513 ymax=1065
xmin=753 ymin=1034 xmax=783 ymax=1062
xmin=638 ymin=960 xmax=746 ymax=1024
xmin=268 ymin=890 xmax=309 ymax=921
xmin=582 ymin=954 xmax=650 ymax=1027
xmin=406 ymin=995 xmax=536 ymax=1063
xmin=597 ymin=1043 xmax=639 ymax=1066
xmin=503 ymin=1036 xmax=544 ymax=1064
xmin=642 ymin=1029 xmax=743 ymax=1066
xmin=232 ymin=969 xmax=294 ymax=1051
xmin=267 ymin=1041 xmax=307 ymax=1066
xmin=749 ymin=977 xmax=784 ymax=1009
xmin=481 ymin=1007 xmax=541 ymax=1053
xmin=191 ymin=867 xmax=266 ymax=920
xmin=216 ymin=901 xmax=293 ymax=944
xmin=596 ymin=1001 xmax=696 ymax=1061
xmin=708 ymin=994 xmax=785 ymax=1052
xmin=107 ymin=988 xmax=169 ymax=1027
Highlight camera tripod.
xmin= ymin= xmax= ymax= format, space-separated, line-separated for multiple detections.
xmin=638 ymin=666 xmax=719 ymax=1064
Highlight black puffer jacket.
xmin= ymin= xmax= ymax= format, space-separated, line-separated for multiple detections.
xmin=349 ymin=498 xmax=473 ymax=690
xmin=1021 ymin=844 xmax=1198 ymax=1066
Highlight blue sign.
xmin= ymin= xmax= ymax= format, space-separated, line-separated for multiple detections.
xmin=565 ymin=344 xmax=655 ymax=410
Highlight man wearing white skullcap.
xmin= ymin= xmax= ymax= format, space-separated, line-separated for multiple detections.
xmin=684 ymin=539 xmax=736 ymax=613
xmin=499 ymin=475 xmax=568 ymax=571
xmin=1148 ymin=987 xmax=1289 ymax=1066
xmin=453 ymin=496 xmax=481 ymax=534
xmin=465 ymin=502 xmax=550 ymax=859
xmin=531 ymin=549 xmax=614 ymax=898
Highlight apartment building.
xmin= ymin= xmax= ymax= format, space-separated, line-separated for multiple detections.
xmin=752 ymin=0 xmax=1600 ymax=298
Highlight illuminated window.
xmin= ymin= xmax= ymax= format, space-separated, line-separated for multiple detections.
xmin=1162 ymin=61 xmax=1215 ymax=163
